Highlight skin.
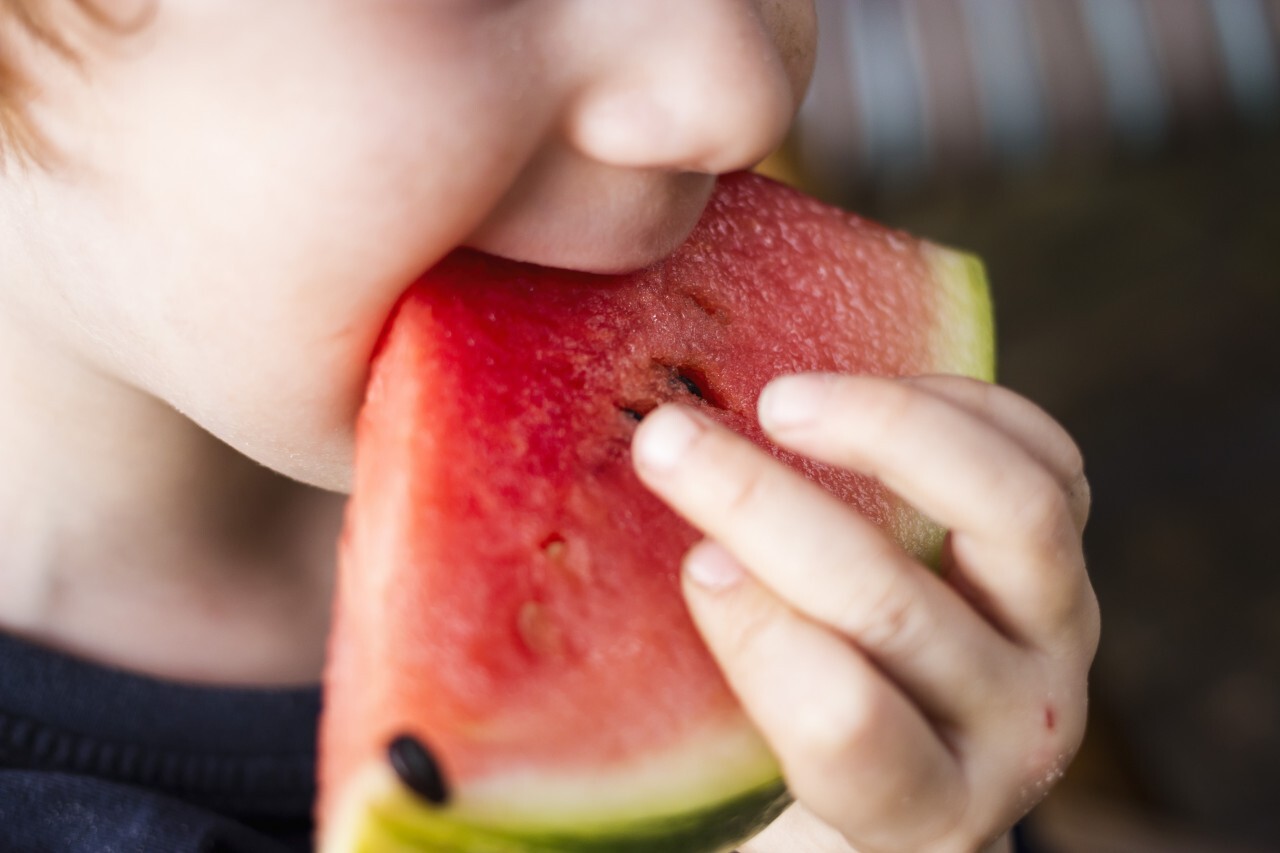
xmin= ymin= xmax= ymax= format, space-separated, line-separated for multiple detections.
xmin=634 ymin=376 xmax=1098 ymax=853
xmin=0 ymin=1 xmax=1098 ymax=850
xmin=0 ymin=0 xmax=811 ymax=682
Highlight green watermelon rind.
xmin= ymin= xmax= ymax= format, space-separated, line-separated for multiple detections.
xmin=924 ymin=246 xmax=996 ymax=383
xmin=887 ymin=246 xmax=996 ymax=572
xmin=354 ymin=778 xmax=791 ymax=853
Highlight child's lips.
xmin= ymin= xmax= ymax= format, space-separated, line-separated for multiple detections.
xmin=461 ymin=171 xmax=716 ymax=275
xmin=465 ymin=234 xmax=688 ymax=277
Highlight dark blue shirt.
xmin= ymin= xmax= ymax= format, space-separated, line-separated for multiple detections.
xmin=0 ymin=631 xmax=1040 ymax=852
xmin=0 ymin=631 xmax=319 ymax=852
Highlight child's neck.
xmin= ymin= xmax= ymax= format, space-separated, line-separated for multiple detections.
xmin=0 ymin=323 xmax=345 ymax=687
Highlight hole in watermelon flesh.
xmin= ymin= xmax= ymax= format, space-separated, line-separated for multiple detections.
xmin=673 ymin=371 xmax=705 ymax=401
xmin=517 ymin=600 xmax=566 ymax=659
xmin=613 ymin=361 xmax=724 ymax=431
xmin=539 ymin=533 xmax=567 ymax=559
xmin=683 ymin=290 xmax=731 ymax=325
xmin=663 ymin=361 xmax=725 ymax=410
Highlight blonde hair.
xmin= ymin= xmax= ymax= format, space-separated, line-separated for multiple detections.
xmin=0 ymin=0 xmax=132 ymax=162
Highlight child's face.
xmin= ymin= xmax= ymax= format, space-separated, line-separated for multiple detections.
xmin=4 ymin=0 xmax=815 ymax=491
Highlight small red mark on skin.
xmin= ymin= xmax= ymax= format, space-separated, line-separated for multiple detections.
xmin=1044 ymin=706 xmax=1057 ymax=732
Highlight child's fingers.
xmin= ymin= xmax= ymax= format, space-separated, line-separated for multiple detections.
xmin=743 ymin=806 xmax=1014 ymax=853
xmin=680 ymin=541 xmax=968 ymax=852
xmin=632 ymin=404 xmax=1022 ymax=723
xmin=757 ymin=375 xmax=1091 ymax=651
xmin=737 ymin=804 xmax=852 ymax=853
xmin=902 ymin=375 xmax=1090 ymax=534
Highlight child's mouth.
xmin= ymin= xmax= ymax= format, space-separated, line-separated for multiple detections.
xmin=458 ymin=171 xmax=717 ymax=276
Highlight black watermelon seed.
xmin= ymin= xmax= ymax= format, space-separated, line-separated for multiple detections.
xmin=388 ymin=734 xmax=450 ymax=805
xmin=662 ymin=362 xmax=725 ymax=408
xmin=674 ymin=369 xmax=706 ymax=401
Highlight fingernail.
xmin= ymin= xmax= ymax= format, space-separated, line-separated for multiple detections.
xmin=759 ymin=374 xmax=830 ymax=430
xmin=683 ymin=541 xmax=744 ymax=591
xmin=634 ymin=406 xmax=703 ymax=472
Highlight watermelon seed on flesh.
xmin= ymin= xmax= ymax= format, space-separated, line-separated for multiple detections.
xmin=388 ymin=735 xmax=450 ymax=807
xmin=615 ymin=360 xmax=725 ymax=427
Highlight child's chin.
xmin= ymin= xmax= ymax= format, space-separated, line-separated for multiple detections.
xmin=284 ymin=452 xmax=356 ymax=495
xmin=242 ymin=434 xmax=356 ymax=495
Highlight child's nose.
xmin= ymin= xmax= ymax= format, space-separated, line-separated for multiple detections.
xmin=562 ymin=0 xmax=816 ymax=175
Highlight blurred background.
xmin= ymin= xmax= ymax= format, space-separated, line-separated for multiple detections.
xmin=772 ymin=1 xmax=1280 ymax=850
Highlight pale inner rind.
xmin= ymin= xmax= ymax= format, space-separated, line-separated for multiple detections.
xmin=450 ymin=719 xmax=778 ymax=828
xmin=323 ymin=718 xmax=778 ymax=851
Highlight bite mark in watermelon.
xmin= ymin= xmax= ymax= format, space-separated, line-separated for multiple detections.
xmin=319 ymin=172 xmax=994 ymax=852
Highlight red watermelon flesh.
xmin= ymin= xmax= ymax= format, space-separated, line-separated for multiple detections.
xmin=319 ymin=172 xmax=994 ymax=852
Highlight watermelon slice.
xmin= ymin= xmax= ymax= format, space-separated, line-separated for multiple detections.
xmin=319 ymin=172 xmax=994 ymax=853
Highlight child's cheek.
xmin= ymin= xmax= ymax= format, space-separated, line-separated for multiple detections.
xmin=37 ymin=6 xmax=565 ymax=488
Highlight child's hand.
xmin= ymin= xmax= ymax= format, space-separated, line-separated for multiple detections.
xmin=632 ymin=374 xmax=1098 ymax=853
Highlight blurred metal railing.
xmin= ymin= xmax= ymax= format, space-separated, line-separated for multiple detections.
xmin=795 ymin=0 xmax=1280 ymax=189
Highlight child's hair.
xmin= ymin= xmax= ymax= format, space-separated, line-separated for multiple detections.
xmin=0 ymin=0 xmax=129 ymax=162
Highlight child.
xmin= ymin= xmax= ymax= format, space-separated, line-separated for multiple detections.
xmin=0 ymin=2 xmax=1098 ymax=851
